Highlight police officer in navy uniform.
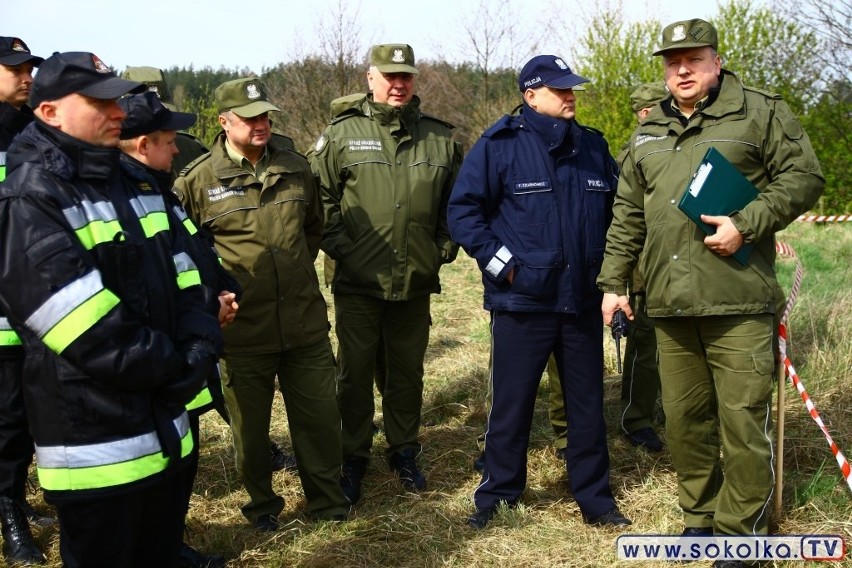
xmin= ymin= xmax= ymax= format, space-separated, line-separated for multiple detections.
xmin=0 ymin=35 xmax=53 ymax=566
xmin=449 ymin=55 xmax=631 ymax=530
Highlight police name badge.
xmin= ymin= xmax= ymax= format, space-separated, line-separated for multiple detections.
xmin=246 ymin=84 xmax=261 ymax=100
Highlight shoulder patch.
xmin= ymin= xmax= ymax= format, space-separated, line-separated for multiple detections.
xmin=314 ymin=134 xmax=328 ymax=154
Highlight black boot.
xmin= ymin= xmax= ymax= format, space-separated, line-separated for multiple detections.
xmin=0 ymin=497 xmax=46 ymax=565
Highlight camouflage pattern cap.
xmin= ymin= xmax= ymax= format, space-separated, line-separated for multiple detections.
xmin=370 ymin=44 xmax=418 ymax=75
xmin=121 ymin=66 xmax=175 ymax=109
xmin=629 ymin=82 xmax=668 ymax=112
xmin=215 ymin=77 xmax=279 ymax=118
xmin=652 ymin=18 xmax=718 ymax=56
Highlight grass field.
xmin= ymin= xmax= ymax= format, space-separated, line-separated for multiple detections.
xmin=10 ymin=221 xmax=851 ymax=568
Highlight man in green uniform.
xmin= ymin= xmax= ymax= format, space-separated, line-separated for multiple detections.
xmin=310 ymin=44 xmax=462 ymax=505
xmin=598 ymin=18 xmax=823 ymax=558
xmin=122 ymin=65 xmax=298 ymax=475
xmin=616 ymin=82 xmax=669 ymax=453
xmin=174 ymin=77 xmax=349 ymax=530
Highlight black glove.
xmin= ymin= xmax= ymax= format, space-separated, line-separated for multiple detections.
xmin=157 ymin=339 xmax=218 ymax=407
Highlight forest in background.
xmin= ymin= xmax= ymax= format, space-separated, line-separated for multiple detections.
xmin=151 ymin=0 xmax=849 ymax=214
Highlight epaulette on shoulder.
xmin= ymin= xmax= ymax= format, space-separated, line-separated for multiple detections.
xmin=177 ymin=151 xmax=211 ymax=178
xmin=330 ymin=105 xmax=366 ymax=125
xmin=742 ymin=84 xmax=782 ymax=100
xmin=482 ymin=115 xmax=518 ymax=138
xmin=578 ymin=123 xmax=605 ymax=137
xmin=419 ymin=112 xmax=455 ymax=130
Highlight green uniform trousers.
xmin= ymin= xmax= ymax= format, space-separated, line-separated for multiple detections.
xmin=220 ymin=339 xmax=349 ymax=522
xmin=654 ymin=314 xmax=775 ymax=535
xmin=620 ymin=292 xmax=662 ymax=433
xmin=334 ymin=293 xmax=431 ymax=458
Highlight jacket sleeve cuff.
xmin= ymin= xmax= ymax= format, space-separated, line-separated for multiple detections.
xmin=484 ymin=246 xmax=513 ymax=281
xmin=730 ymin=212 xmax=755 ymax=243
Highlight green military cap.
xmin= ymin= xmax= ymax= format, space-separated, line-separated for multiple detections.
xmin=629 ymin=82 xmax=668 ymax=112
xmin=652 ymin=18 xmax=718 ymax=56
xmin=215 ymin=77 xmax=280 ymax=117
xmin=370 ymin=44 xmax=418 ymax=75
xmin=121 ymin=66 xmax=176 ymax=110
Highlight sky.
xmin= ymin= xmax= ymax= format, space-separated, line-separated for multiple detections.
xmin=6 ymin=0 xmax=757 ymax=73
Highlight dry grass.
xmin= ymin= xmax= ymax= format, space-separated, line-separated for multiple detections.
xmin=8 ymin=223 xmax=852 ymax=568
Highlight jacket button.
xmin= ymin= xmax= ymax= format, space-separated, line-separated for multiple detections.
xmin=670 ymin=199 xmax=676 ymax=205
xmin=676 ymin=308 xmax=683 ymax=314
xmin=672 ymin=255 xmax=679 ymax=260
xmin=395 ymin=203 xmax=401 ymax=208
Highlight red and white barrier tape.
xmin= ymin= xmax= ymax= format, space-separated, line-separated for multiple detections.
xmin=796 ymin=214 xmax=852 ymax=223
xmin=776 ymin=240 xmax=852 ymax=492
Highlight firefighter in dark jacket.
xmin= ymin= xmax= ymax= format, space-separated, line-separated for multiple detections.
xmin=0 ymin=35 xmax=53 ymax=566
xmin=0 ymin=51 xmax=223 ymax=567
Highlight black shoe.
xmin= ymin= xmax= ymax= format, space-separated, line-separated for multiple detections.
xmin=0 ymin=497 xmax=45 ymax=565
xmin=682 ymin=527 xmax=713 ymax=536
xmin=586 ymin=508 xmax=632 ymax=527
xmin=253 ymin=514 xmax=281 ymax=532
xmin=713 ymin=561 xmax=748 ymax=568
xmin=467 ymin=506 xmax=497 ymax=529
xmin=625 ymin=427 xmax=664 ymax=452
xmin=554 ymin=447 xmax=567 ymax=461
xmin=179 ymin=543 xmax=226 ymax=568
xmin=270 ymin=443 xmax=298 ymax=472
xmin=340 ymin=457 xmax=368 ymax=505
xmin=16 ymin=500 xmax=55 ymax=528
xmin=473 ymin=451 xmax=486 ymax=473
xmin=388 ymin=449 xmax=426 ymax=492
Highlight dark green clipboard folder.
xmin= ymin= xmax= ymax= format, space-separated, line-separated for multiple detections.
xmin=677 ymin=147 xmax=759 ymax=265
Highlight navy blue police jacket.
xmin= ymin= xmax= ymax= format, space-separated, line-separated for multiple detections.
xmin=448 ymin=104 xmax=617 ymax=314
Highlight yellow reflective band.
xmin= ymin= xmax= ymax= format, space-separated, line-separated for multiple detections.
xmin=185 ymin=386 xmax=213 ymax=412
xmin=182 ymin=217 xmax=199 ymax=235
xmin=42 ymin=289 xmax=120 ymax=354
xmin=74 ymin=219 xmax=124 ymax=251
xmin=0 ymin=330 xmax=21 ymax=346
xmin=176 ymin=269 xmax=202 ymax=290
xmin=138 ymin=211 xmax=170 ymax=238
xmin=36 ymin=427 xmax=194 ymax=491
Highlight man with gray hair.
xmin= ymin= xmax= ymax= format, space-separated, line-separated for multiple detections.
xmin=310 ymin=44 xmax=462 ymax=506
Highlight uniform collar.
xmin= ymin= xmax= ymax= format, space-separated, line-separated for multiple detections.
xmin=366 ymin=94 xmax=421 ymax=134
xmin=520 ymin=103 xmax=576 ymax=153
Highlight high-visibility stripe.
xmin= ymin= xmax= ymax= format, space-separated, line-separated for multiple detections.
xmin=171 ymin=205 xmax=200 ymax=236
xmin=185 ymin=386 xmax=213 ymax=412
xmin=63 ymin=201 xmax=124 ymax=250
xmin=26 ymin=271 xmax=119 ymax=354
xmin=0 ymin=317 xmax=21 ymax=346
xmin=35 ymin=413 xmax=193 ymax=491
xmin=173 ymin=252 xmax=201 ymax=290
xmin=129 ymin=195 xmax=169 ymax=238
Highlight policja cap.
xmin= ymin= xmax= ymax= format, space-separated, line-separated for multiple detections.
xmin=119 ymin=91 xmax=197 ymax=139
xmin=0 ymin=37 xmax=43 ymax=66
xmin=121 ymin=66 xmax=176 ymax=110
xmin=30 ymin=51 xmax=144 ymax=107
xmin=214 ymin=77 xmax=279 ymax=118
xmin=518 ymin=55 xmax=588 ymax=92
xmin=629 ymin=82 xmax=668 ymax=112
xmin=652 ymin=18 xmax=718 ymax=56
xmin=370 ymin=44 xmax=418 ymax=75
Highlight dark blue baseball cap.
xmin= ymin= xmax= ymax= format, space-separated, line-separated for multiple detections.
xmin=119 ymin=92 xmax=197 ymax=139
xmin=0 ymin=37 xmax=43 ymax=66
xmin=518 ymin=55 xmax=588 ymax=92
xmin=30 ymin=51 xmax=145 ymax=107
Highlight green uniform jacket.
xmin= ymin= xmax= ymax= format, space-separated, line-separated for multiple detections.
xmin=310 ymin=95 xmax=462 ymax=301
xmin=598 ymin=70 xmax=824 ymax=317
xmin=174 ymin=132 xmax=329 ymax=354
